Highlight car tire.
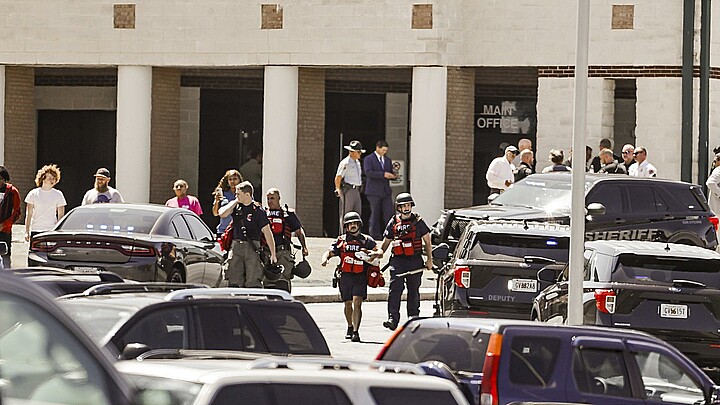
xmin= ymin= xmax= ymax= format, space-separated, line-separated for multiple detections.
xmin=167 ymin=267 xmax=185 ymax=283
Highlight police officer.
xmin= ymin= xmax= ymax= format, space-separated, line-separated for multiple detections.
xmin=334 ymin=140 xmax=365 ymax=234
xmin=321 ymin=211 xmax=381 ymax=342
xmin=379 ymin=193 xmax=433 ymax=331
xmin=218 ymin=181 xmax=276 ymax=287
xmin=264 ymin=187 xmax=309 ymax=292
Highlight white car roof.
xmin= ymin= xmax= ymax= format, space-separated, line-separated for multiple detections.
xmin=117 ymin=358 xmax=470 ymax=405
xmin=586 ymin=240 xmax=720 ymax=260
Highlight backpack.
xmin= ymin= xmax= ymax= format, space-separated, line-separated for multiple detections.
xmin=220 ymin=221 xmax=233 ymax=252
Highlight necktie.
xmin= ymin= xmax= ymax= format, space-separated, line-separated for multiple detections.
xmin=380 ymin=156 xmax=384 ymax=169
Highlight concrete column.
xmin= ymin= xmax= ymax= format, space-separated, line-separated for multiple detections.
xmin=410 ymin=67 xmax=447 ymax=224
xmin=263 ymin=66 xmax=298 ymax=206
xmin=116 ymin=66 xmax=152 ymax=203
xmin=536 ymin=78 xmax=574 ymax=173
xmin=586 ymin=78 xmax=615 ymax=157
xmin=0 ymin=65 xmax=5 ymax=165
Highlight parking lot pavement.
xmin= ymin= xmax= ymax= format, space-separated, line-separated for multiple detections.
xmin=306 ymin=301 xmax=435 ymax=361
xmin=8 ymin=225 xmax=438 ymax=303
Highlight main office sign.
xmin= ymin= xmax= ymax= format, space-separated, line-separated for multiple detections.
xmin=475 ymin=98 xmax=536 ymax=136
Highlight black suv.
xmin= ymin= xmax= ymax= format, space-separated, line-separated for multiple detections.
xmin=433 ymin=173 xmax=719 ymax=251
xmin=57 ymin=284 xmax=330 ymax=359
xmin=434 ymin=219 xmax=569 ymax=318
xmin=533 ymin=240 xmax=720 ymax=374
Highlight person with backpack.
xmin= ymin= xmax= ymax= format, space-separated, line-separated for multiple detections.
xmin=263 ymin=187 xmax=308 ymax=292
xmin=320 ymin=211 xmax=381 ymax=343
xmin=218 ymin=181 xmax=276 ymax=288
xmin=378 ymin=193 xmax=433 ymax=331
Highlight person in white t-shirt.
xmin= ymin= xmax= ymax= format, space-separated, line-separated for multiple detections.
xmin=24 ymin=164 xmax=67 ymax=242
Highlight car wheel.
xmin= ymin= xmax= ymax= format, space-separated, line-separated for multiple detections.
xmin=167 ymin=267 xmax=185 ymax=283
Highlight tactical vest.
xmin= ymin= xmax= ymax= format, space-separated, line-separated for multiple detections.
xmin=391 ymin=214 xmax=423 ymax=256
xmin=338 ymin=235 xmax=366 ymax=273
xmin=266 ymin=208 xmax=293 ymax=244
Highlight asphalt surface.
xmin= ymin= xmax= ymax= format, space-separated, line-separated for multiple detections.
xmin=7 ymin=224 xmax=437 ymax=304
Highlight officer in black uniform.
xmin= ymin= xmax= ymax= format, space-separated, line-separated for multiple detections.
xmin=264 ymin=187 xmax=309 ymax=292
xmin=379 ymin=193 xmax=433 ymax=330
xmin=321 ymin=211 xmax=381 ymax=342
xmin=218 ymin=181 xmax=276 ymax=287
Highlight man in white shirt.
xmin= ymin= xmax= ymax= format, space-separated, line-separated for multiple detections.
xmin=81 ymin=168 xmax=125 ymax=205
xmin=486 ymin=145 xmax=518 ymax=194
xmin=628 ymin=147 xmax=657 ymax=177
xmin=706 ymin=153 xmax=720 ymax=215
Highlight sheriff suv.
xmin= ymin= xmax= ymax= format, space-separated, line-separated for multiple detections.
xmin=533 ymin=240 xmax=720 ymax=376
xmin=432 ymin=173 xmax=719 ymax=252
xmin=434 ymin=219 xmax=569 ymax=318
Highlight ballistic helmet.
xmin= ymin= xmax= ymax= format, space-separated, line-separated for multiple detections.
xmin=263 ymin=263 xmax=284 ymax=281
xmin=395 ymin=193 xmax=415 ymax=208
xmin=343 ymin=211 xmax=363 ymax=227
xmin=292 ymin=259 xmax=312 ymax=279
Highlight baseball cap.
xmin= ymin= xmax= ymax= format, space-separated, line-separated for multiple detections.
xmin=505 ymin=145 xmax=519 ymax=155
xmin=94 ymin=168 xmax=111 ymax=178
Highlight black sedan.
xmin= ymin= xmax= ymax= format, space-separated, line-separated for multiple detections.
xmin=28 ymin=203 xmax=224 ymax=285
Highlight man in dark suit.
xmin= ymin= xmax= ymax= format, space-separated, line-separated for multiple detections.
xmin=363 ymin=140 xmax=397 ymax=239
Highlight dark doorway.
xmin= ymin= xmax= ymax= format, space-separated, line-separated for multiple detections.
xmin=324 ymin=93 xmax=386 ymax=237
xmin=473 ymin=97 xmax=537 ymax=205
xmin=198 ymin=89 xmax=263 ymax=230
xmin=37 ymin=110 xmax=117 ymax=210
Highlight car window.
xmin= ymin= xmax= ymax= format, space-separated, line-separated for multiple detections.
xmin=370 ymin=387 xmax=460 ymax=405
xmin=468 ymin=231 xmax=569 ymax=263
xmin=627 ymin=185 xmax=658 ymax=213
xmin=58 ymin=207 xmax=161 ymax=234
xmin=57 ymin=301 xmax=138 ymax=344
xmin=614 ymin=254 xmax=720 ymax=288
xmin=508 ymin=335 xmax=561 ymax=386
xmin=125 ymin=373 xmax=202 ymax=405
xmin=380 ymin=325 xmax=488 ymax=372
xmin=586 ymin=185 xmax=623 ymax=215
xmin=183 ymin=214 xmax=214 ymax=241
xmin=492 ymin=177 xmax=589 ymax=214
xmin=632 ymin=350 xmax=704 ymax=403
xmin=0 ymin=292 xmax=113 ymax=405
xmin=116 ymin=307 xmax=188 ymax=352
xmin=196 ymin=305 xmax=267 ymax=352
xmin=572 ymin=348 xmax=632 ymax=398
xmin=211 ymin=383 xmax=352 ymax=405
xmin=243 ymin=304 xmax=329 ymax=355
xmin=172 ymin=216 xmax=193 ymax=239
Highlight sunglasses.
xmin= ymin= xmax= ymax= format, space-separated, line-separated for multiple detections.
xmin=621 ymin=151 xmax=632 ymax=155
xmin=633 ymin=151 xmax=645 ymax=156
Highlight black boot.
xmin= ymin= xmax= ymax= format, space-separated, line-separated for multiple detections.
xmin=345 ymin=326 xmax=353 ymax=339
xmin=382 ymin=318 xmax=398 ymax=331
xmin=351 ymin=331 xmax=361 ymax=342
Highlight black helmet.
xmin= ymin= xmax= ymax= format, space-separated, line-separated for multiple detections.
xmin=264 ymin=263 xmax=284 ymax=281
xmin=395 ymin=193 xmax=415 ymax=208
xmin=292 ymin=259 xmax=312 ymax=279
xmin=343 ymin=211 xmax=363 ymax=227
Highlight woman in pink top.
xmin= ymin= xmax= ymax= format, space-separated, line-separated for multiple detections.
xmin=165 ymin=179 xmax=203 ymax=216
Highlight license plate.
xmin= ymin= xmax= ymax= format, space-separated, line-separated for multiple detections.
xmin=660 ymin=304 xmax=688 ymax=319
xmin=73 ymin=266 xmax=100 ymax=273
xmin=509 ymin=279 xmax=537 ymax=293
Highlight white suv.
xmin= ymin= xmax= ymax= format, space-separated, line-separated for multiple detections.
xmin=118 ymin=355 xmax=471 ymax=405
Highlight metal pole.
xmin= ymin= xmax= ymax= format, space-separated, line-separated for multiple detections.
xmin=699 ymin=0 xmax=711 ymax=187
xmin=681 ymin=0 xmax=695 ymax=183
xmin=568 ymin=0 xmax=589 ymax=326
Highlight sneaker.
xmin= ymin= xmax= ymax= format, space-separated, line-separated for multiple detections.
xmin=382 ymin=319 xmax=398 ymax=331
xmin=351 ymin=331 xmax=361 ymax=342
xmin=345 ymin=326 xmax=353 ymax=339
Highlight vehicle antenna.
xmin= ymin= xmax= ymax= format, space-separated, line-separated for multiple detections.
xmin=664 ymin=243 xmax=671 ymax=252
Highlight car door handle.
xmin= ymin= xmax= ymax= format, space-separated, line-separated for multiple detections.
xmin=614 ymin=219 xmax=626 ymax=224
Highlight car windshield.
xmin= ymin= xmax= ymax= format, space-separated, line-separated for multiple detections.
xmin=614 ymin=254 xmax=720 ymax=288
xmin=57 ymin=207 xmax=162 ymax=235
xmin=57 ymin=301 xmax=138 ymax=343
xmin=492 ymin=177 xmax=591 ymax=214
xmin=381 ymin=325 xmax=489 ymax=373
xmin=124 ymin=374 xmax=202 ymax=405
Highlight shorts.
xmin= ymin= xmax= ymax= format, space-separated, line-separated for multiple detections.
xmin=339 ymin=272 xmax=367 ymax=302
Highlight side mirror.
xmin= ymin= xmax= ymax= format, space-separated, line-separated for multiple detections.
xmin=537 ymin=267 xmax=560 ymax=283
xmin=487 ymin=193 xmax=500 ymax=204
xmin=120 ymin=343 xmax=150 ymax=360
xmin=432 ymin=243 xmax=450 ymax=262
xmin=586 ymin=202 xmax=606 ymax=216
xmin=0 ymin=241 xmax=8 ymax=256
